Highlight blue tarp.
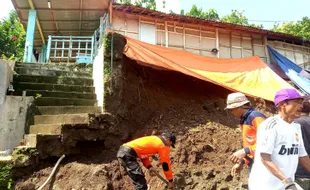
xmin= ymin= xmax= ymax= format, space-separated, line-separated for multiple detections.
xmin=268 ymin=46 xmax=310 ymax=95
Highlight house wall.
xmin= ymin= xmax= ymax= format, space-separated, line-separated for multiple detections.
xmin=111 ymin=11 xmax=268 ymax=63
xmin=268 ymin=41 xmax=310 ymax=70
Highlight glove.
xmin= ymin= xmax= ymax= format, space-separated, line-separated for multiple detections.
xmin=167 ymin=181 xmax=174 ymax=190
xmin=283 ymin=178 xmax=298 ymax=190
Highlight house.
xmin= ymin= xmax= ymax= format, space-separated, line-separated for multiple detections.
xmin=109 ymin=3 xmax=310 ymax=69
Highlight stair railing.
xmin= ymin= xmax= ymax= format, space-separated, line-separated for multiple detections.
xmin=46 ymin=35 xmax=95 ymax=63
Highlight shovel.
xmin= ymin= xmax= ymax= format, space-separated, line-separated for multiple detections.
xmin=151 ymin=170 xmax=169 ymax=185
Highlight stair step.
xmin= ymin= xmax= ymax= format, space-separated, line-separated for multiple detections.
xmin=35 ymin=106 xmax=102 ymax=115
xmin=29 ymin=124 xmax=63 ymax=135
xmin=15 ymin=67 xmax=92 ymax=78
xmin=13 ymin=90 xmax=96 ymax=100
xmin=24 ymin=134 xmax=61 ymax=147
xmin=34 ymin=97 xmax=97 ymax=106
xmin=29 ymin=122 xmax=95 ymax=135
xmin=34 ymin=113 xmax=91 ymax=125
xmin=13 ymin=75 xmax=93 ymax=86
xmin=23 ymin=134 xmax=65 ymax=158
xmin=13 ymin=82 xmax=95 ymax=93
xmin=16 ymin=62 xmax=92 ymax=73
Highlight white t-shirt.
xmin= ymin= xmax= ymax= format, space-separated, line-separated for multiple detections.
xmin=249 ymin=115 xmax=308 ymax=190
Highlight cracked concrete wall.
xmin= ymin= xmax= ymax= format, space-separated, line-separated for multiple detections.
xmin=0 ymin=96 xmax=34 ymax=150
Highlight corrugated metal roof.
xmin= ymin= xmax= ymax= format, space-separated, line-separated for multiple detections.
xmin=11 ymin=0 xmax=112 ymax=50
xmin=113 ymin=3 xmax=310 ymax=45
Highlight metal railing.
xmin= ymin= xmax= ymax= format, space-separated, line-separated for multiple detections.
xmin=46 ymin=35 xmax=95 ymax=63
xmin=298 ymin=62 xmax=310 ymax=70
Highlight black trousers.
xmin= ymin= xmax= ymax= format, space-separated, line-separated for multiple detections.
xmin=117 ymin=146 xmax=148 ymax=190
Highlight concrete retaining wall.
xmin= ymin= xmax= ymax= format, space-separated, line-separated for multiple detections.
xmin=0 ymin=96 xmax=34 ymax=150
xmin=0 ymin=59 xmax=15 ymax=105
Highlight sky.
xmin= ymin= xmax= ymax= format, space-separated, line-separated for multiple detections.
xmin=1 ymin=0 xmax=309 ymax=29
xmin=0 ymin=0 xmax=14 ymax=20
xmin=178 ymin=0 xmax=310 ymax=29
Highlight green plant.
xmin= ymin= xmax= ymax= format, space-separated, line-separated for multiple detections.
xmin=103 ymin=34 xmax=112 ymax=54
xmin=0 ymin=10 xmax=26 ymax=61
xmin=35 ymin=93 xmax=42 ymax=99
xmin=0 ymin=164 xmax=13 ymax=190
xmin=13 ymin=147 xmax=37 ymax=156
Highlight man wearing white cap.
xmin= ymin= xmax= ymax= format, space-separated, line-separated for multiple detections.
xmin=249 ymin=89 xmax=310 ymax=190
xmin=225 ymin=92 xmax=267 ymax=176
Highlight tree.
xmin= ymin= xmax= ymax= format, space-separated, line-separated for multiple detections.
xmin=134 ymin=0 xmax=156 ymax=10
xmin=204 ymin=8 xmax=219 ymax=20
xmin=221 ymin=10 xmax=248 ymax=25
xmin=180 ymin=9 xmax=185 ymax=15
xmin=221 ymin=10 xmax=263 ymax=29
xmin=119 ymin=0 xmax=131 ymax=4
xmin=185 ymin=5 xmax=219 ymax=20
xmin=0 ymin=10 xmax=25 ymax=61
xmin=272 ymin=17 xmax=310 ymax=40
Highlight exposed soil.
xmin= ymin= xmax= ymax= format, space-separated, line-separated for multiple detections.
xmin=14 ymin=56 xmax=274 ymax=190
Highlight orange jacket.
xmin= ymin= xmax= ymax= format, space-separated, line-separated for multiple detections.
xmin=240 ymin=108 xmax=266 ymax=165
xmin=124 ymin=136 xmax=173 ymax=180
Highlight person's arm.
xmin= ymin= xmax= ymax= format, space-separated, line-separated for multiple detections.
xmin=261 ymin=153 xmax=286 ymax=180
xmin=230 ymin=116 xmax=266 ymax=163
xmin=141 ymin=157 xmax=152 ymax=169
xmin=299 ymin=156 xmax=310 ymax=173
xmin=298 ymin=128 xmax=310 ymax=172
xmin=245 ymin=116 xmax=266 ymax=155
xmin=159 ymin=147 xmax=173 ymax=181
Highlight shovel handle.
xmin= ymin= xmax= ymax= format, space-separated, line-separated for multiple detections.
xmin=152 ymin=170 xmax=169 ymax=185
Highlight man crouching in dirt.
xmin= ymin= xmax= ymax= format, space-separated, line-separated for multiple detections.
xmin=117 ymin=132 xmax=176 ymax=190
xmin=225 ymin=92 xmax=267 ymax=176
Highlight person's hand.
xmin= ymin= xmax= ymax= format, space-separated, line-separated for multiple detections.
xmin=149 ymin=167 xmax=156 ymax=177
xmin=231 ymin=163 xmax=243 ymax=177
xmin=283 ymin=178 xmax=298 ymax=190
xmin=167 ymin=181 xmax=174 ymax=190
xmin=230 ymin=149 xmax=246 ymax=163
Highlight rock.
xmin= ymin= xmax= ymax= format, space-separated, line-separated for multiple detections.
xmin=185 ymin=177 xmax=193 ymax=185
xmin=92 ymin=165 xmax=108 ymax=177
xmin=224 ymin=174 xmax=233 ymax=182
xmin=205 ymin=170 xmax=216 ymax=179
xmin=174 ymin=173 xmax=186 ymax=187
xmin=193 ymin=170 xmax=202 ymax=177
xmin=203 ymin=144 xmax=215 ymax=152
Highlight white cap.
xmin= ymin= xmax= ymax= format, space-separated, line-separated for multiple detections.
xmin=225 ymin=92 xmax=250 ymax=109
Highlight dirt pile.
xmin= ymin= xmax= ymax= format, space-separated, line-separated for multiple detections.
xmin=14 ymin=57 xmax=274 ymax=190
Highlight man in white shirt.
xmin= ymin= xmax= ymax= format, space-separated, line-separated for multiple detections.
xmin=249 ymin=89 xmax=310 ymax=190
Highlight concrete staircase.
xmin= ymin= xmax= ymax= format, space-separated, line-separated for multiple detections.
xmin=12 ymin=62 xmax=107 ymax=158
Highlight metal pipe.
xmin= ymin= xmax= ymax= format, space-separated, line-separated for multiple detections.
xmin=27 ymin=0 xmax=45 ymax=44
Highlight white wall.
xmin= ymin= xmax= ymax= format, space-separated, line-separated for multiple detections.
xmin=111 ymin=11 xmax=269 ymax=61
xmin=92 ymin=44 xmax=104 ymax=109
xmin=268 ymin=41 xmax=310 ymax=69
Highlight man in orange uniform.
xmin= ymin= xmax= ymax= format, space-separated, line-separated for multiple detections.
xmin=225 ymin=92 xmax=267 ymax=176
xmin=117 ymin=132 xmax=176 ymax=190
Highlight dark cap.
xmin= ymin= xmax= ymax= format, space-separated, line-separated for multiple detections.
xmin=162 ymin=132 xmax=176 ymax=148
